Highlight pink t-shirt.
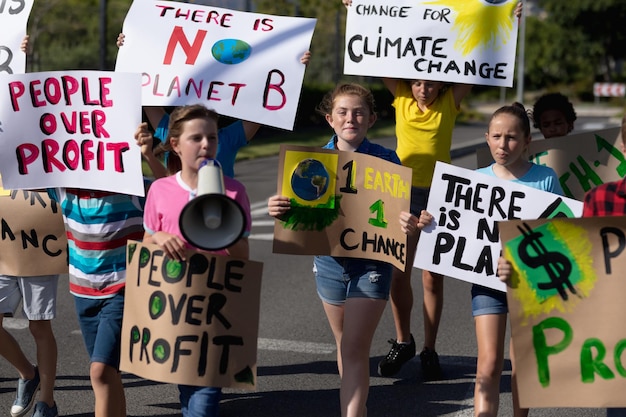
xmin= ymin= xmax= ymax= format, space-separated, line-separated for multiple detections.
xmin=143 ymin=172 xmax=251 ymax=255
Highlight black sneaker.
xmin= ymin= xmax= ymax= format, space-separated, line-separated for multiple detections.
xmin=419 ymin=348 xmax=443 ymax=381
xmin=377 ymin=334 xmax=416 ymax=377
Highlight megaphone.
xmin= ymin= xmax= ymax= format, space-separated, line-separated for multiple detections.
xmin=179 ymin=159 xmax=247 ymax=251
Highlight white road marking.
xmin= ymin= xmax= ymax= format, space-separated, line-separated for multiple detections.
xmin=258 ymin=338 xmax=335 ymax=354
xmin=2 ymin=318 xmax=29 ymax=329
xmin=249 ymin=233 xmax=274 ymax=241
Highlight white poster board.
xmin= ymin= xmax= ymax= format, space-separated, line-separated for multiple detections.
xmin=0 ymin=71 xmax=144 ymax=196
xmin=115 ymin=0 xmax=316 ymax=130
xmin=344 ymin=0 xmax=519 ymax=87
xmin=414 ymin=162 xmax=583 ymax=291
xmin=0 ymin=0 xmax=33 ymax=75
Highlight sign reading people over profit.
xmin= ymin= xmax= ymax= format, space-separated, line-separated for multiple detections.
xmin=500 ymin=216 xmax=626 ymax=407
xmin=121 ymin=241 xmax=263 ymax=389
xmin=414 ymin=162 xmax=582 ymax=291
xmin=0 ymin=178 xmax=68 ymax=276
xmin=0 ymin=71 xmax=144 ymax=196
xmin=115 ymin=0 xmax=316 ymax=130
xmin=343 ymin=0 xmax=519 ymax=87
xmin=477 ymin=127 xmax=623 ymax=201
xmin=0 ymin=0 xmax=33 ymax=75
xmin=272 ymin=145 xmax=412 ymax=271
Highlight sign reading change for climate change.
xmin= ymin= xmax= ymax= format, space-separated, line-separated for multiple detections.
xmin=344 ymin=0 xmax=519 ymax=86
xmin=115 ymin=0 xmax=316 ymax=130
xmin=500 ymin=216 xmax=626 ymax=407
xmin=272 ymin=144 xmax=412 ymax=271
xmin=414 ymin=162 xmax=583 ymax=291
xmin=121 ymin=241 xmax=263 ymax=390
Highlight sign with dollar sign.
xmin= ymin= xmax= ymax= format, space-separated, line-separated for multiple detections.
xmin=499 ymin=216 xmax=626 ymax=408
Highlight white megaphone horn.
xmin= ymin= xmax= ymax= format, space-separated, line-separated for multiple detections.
xmin=179 ymin=159 xmax=247 ymax=251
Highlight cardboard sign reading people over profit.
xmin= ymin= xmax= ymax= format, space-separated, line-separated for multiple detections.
xmin=477 ymin=127 xmax=623 ymax=201
xmin=344 ymin=0 xmax=519 ymax=86
xmin=115 ymin=0 xmax=316 ymax=130
xmin=0 ymin=0 xmax=33 ymax=75
xmin=272 ymin=145 xmax=412 ymax=271
xmin=0 ymin=178 xmax=68 ymax=276
xmin=0 ymin=71 xmax=144 ymax=195
xmin=121 ymin=241 xmax=263 ymax=389
xmin=414 ymin=162 xmax=582 ymax=291
xmin=500 ymin=216 xmax=626 ymax=407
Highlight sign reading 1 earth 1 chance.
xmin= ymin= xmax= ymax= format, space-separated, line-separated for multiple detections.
xmin=272 ymin=145 xmax=412 ymax=271
xmin=344 ymin=0 xmax=519 ymax=87
xmin=115 ymin=0 xmax=316 ymax=130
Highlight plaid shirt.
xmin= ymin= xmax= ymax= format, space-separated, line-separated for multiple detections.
xmin=582 ymin=177 xmax=626 ymax=217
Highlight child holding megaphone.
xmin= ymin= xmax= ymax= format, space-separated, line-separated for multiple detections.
xmin=141 ymin=104 xmax=251 ymax=417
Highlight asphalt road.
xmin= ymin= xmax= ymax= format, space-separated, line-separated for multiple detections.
xmin=0 ymin=115 xmax=619 ymax=417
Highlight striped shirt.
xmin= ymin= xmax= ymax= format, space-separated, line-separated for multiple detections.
xmin=47 ymin=188 xmax=145 ymax=298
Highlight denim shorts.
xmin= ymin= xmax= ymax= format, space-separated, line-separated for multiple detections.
xmin=313 ymin=256 xmax=392 ymax=305
xmin=471 ymin=284 xmax=508 ymax=317
xmin=410 ymin=187 xmax=430 ymax=215
xmin=178 ymin=385 xmax=222 ymax=417
xmin=74 ymin=292 xmax=125 ymax=368
xmin=0 ymin=274 xmax=59 ymax=320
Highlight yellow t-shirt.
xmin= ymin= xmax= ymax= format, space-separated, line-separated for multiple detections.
xmin=393 ymin=81 xmax=459 ymax=187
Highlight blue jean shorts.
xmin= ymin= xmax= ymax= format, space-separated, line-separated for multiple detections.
xmin=178 ymin=385 xmax=221 ymax=417
xmin=74 ymin=292 xmax=125 ymax=368
xmin=313 ymin=256 xmax=392 ymax=305
xmin=471 ymin=284 xmax=508 ymax=317
xmin=410 ymin=187 xmax=430 ymax=215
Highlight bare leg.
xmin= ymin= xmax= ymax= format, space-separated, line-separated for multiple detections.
xmin=422 ymin=270 xmax=444 ymax=351
xmin=474 ymin=313 xmax=507 ymax=417
xmin=0 ymin=315 xmax=37 ymax=381
xmin=29 ymin=320 xmax=57 ymax=406
xmin=390 ymin=231 xmax=419 ymax=343
xmin=323 ymin=298 xmax=386 ymax=417
xmin=90 ymin=362 xmax=126 ymax=417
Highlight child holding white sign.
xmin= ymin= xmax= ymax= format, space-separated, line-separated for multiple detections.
xmin=419 ymin=103 xmax=563 ymax=417
xmin=268 ymin=83 xmax=418 ymax=417
xmin=141 ymin=104 xmax=252 ymax=417
xmin=45 ymin=127 xmax=165 ymax=417
xmin=0 ymin=35 xmax=60 ymax=417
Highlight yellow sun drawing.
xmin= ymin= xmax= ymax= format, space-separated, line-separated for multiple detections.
xmin=426 ymin=0 xmax=517 ymax=55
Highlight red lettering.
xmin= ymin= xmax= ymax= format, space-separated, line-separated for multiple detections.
xmin=60 ymin=112 xmax=77 ymax=134
xmin=80 ymin=111 xmax=91 ymax=134
xmin=100 ymin=77 xmax=113 ymax=107
xmin=30 ymin=80 xmax=46 ymax=107
xmin=39 ymin=113 xmax=57 ymax=135
xmin=92 ymin=110 xmax=109 ymax=138
xmin=42 ymin=139 xmax=66 ymax=173
xmin=263 ymin=69 xmax=286 ymax=111
xmin=107 ymin=142 xmax=130 ymax=172
xmin=63 ymin=140 xmax=80 ymax=170
xmin=61 ymin=76 xmax=79 ymax=105
xmin=8 ymin=81 xmax=25 ymax=111
xmin=163 ymin=26 xmax=207 ymax=65
xmin=43 ymin=78 xmax=62 ymax=105
xmin=16 ymin=143 xmax=39 ymax=174
xmin=81 ymin=140 xmax=95 ymax=170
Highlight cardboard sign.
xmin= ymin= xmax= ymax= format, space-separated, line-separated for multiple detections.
xmin=121 ymin=241 xmax=263 ymax=390
xmin=477 ymin=127 xmax=623 ymax=201
xmin=343 ymin=0 xmax=519 ymax=87
xmin=272 ymin=144 xmax=412 ymax=271
xmin=0 ymin=178 xmax=68 ymax=276
xmin=115 ymin=0 xmax=316 ymax=130
xmin=0 ymin=0 xmax=33 ymax=75
xmin=0 ymin=71 xmax=144 ymax=196
xmin=414 ymin=162 xmax=582 ymax=291
xmin=500 ymin=216 xmax=626 ymax=407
